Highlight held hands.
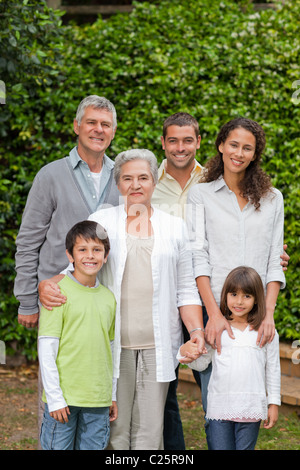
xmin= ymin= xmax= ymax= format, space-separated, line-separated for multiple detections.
xmin=179 ymin=336 xmax=207 ymax=364
xmin=205 ymin=309 xmax=235 ymax=354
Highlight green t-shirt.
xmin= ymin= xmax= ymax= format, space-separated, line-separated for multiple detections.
xmin=39 ymin=275 xmax=116 ymax=407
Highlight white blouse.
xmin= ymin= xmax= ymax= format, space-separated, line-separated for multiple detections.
xmin=178 ymin=326 xmax=281 ymax=421
xmin=89 ymin=204 xmax=201 ymax=382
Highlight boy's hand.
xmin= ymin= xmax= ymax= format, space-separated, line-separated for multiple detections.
xmin=50 ymin=406 xmax=70 ymax=424
xmin=263 ymin=404 xmax=278 ymax=429
xmin=281 ymin=244 xmax=289 ymax=271
xmin=109 ymin=401 xmax=118 ymax=422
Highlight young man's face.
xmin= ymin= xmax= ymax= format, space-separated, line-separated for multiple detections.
xmin=66 ymin=236 xmax=108 ymax=284
xmin=161 ymin=125 xmax=201 ymax=174
xmin=74 ymin=106 xmax=116 ymax=159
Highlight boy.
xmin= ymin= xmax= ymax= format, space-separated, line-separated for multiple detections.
xmin=38 ymin=220 xmax=117 ymax=450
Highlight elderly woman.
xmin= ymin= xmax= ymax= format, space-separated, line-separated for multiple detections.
xmin=39 ymin=149 xmax=205 ymax=450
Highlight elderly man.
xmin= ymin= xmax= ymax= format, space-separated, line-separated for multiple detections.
xmin=14 ymin=95 xmax=120 ymax=328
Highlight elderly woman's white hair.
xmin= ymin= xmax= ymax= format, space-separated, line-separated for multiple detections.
xmin=113 ymin=149 xmax=158 ymax=185
xmin=75 ymin=95 xmax=117 ymax=130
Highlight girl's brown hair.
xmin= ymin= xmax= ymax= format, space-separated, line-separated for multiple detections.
xmin=203 ymin=117 xmax=272 ymax=210
xmin=220 ymin=266 xmax=266 ymax=330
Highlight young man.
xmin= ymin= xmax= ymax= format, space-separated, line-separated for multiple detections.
xmin=152 ymin=112 xmax=203 ymax=219
xmin=38 ymin=220 xmax=116 ymax=450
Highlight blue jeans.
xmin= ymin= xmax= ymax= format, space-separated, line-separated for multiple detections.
xmin=209 ymin=419 xmax=261 ymax=450
xmin=163 ymin=364 xmax=185 ymax=450
xmin=40 ymin=403 xmax=110 ymax=450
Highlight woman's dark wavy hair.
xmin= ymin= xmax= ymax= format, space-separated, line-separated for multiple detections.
xmin=203 ymin=117 xmax=272 ymax=209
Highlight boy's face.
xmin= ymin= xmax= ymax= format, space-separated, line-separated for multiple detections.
xmin=66 ymin=236 xmax=108 ymax=282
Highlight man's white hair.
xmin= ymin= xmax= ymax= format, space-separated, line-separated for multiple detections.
xmin=75 ymin=95 xmax=117 ymax=129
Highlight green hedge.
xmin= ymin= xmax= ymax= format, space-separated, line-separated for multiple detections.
xmin=1 ymin=0 xmax=299 ymax=359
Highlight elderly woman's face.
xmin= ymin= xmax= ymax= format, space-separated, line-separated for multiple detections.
xmin=117 ymin=159 xmax=156 ymax=208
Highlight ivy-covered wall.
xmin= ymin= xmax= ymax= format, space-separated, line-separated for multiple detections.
xmin=0 ymin=0 xmax=299 ymax=359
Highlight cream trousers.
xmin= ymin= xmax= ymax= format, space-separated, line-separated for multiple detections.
xmin=109 ymin=348 xmax=169 ymax=450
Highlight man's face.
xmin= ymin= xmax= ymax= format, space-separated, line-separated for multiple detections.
xmin=161 ymin=125 xmax=201 ymax=173
xmin=74 ymin=106 xmax=116 ymax=158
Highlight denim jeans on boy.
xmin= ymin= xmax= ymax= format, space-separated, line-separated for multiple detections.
xmin=208 ymin=419 xmax=261 ymax=450
xmin=40 ymin=403 xmax=110 ymax=450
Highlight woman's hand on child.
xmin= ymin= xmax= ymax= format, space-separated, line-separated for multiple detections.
xmin=50 ymin=406 xmax=70 ymax=424
xmin=255 ymin=316 xmax=276 ymax=347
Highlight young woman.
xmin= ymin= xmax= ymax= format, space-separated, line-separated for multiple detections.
xmin=187 ymin=117 xmax=286 ymax=353
xmin=178 ymin=266 xmax=281 ymax=450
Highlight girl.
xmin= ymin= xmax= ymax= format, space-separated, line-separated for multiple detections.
xmin=178 ymin=266 xmax=281 ymax=451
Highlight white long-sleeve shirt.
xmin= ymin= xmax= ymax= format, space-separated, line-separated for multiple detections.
xmin=38 ymin=272 xmax=116 ymax=412
xmin=88 ymin=204 xmax=201 ymax=382
xmin=178 ymin=327 xmax=281 ymax=421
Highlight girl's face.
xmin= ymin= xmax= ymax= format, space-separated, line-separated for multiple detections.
xmin=226 ymin=289 xmax=255 ymax=323
xmin=219 ymin=127 xmax=256 ymax=180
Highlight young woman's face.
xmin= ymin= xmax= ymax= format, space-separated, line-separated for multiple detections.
xmin=226 ymin=289 xmax=255 ymax=323
xmin=219 ymin=127 xmax=256 ymax=179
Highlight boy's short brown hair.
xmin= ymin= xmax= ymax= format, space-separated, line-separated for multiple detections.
xmin=66 ymin=220 xmax=110 ymax=257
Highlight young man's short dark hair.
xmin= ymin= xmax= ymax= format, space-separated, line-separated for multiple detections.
xmin=162 ymin=112 xmax=200 ymax=139
xmin=66 ymin=220 xmax=110 ymax=257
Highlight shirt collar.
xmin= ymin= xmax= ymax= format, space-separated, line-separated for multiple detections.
xmin=68 ymin=146 xmax=114 ymax=171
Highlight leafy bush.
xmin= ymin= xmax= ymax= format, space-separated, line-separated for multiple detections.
xmin=1 ymin=0 xmax=299 ymax=358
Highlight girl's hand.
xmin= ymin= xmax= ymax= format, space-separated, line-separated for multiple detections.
xmin=263 ymin=404 xmax=278 ymax=429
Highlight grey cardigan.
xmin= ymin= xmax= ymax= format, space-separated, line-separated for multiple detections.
xmin=14 ymin=150 xmax=120 ymax=315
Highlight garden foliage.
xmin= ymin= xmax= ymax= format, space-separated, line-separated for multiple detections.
xmin=0 ymin=0 xmax=299 ymax=358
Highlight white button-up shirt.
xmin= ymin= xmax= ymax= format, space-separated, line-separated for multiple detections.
xmin=89 ymin=205 xmax=201 ymax=382
xmin=187 ymin=177 xmax=286 ymax=305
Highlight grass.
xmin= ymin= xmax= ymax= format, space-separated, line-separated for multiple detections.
xmin=0 ymin=363 xmax=299 ymax=451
